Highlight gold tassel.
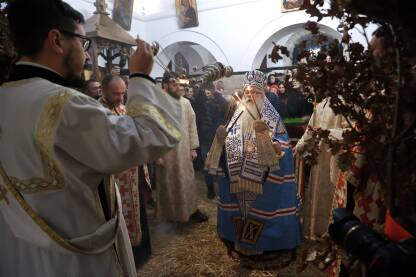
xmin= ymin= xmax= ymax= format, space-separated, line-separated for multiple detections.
xmin=253 ymin=120 xmax=280 ymax=171
xmin=204 ymin=125 xmax=227 ymax=174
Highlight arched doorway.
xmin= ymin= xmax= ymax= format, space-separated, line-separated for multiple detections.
xmin=153 ymin=41 xmax=217 ymax=77
xmin=251 ymin=23 xmax=341 ymax=69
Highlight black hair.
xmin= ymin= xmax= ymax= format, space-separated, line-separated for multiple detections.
xmin=84 ymin=78 xmax=99 ymax=89
xmin=7 ymin=0 xmax=85 ymax=57
xmin=203 ymin=81 xmax=215 ymax=91
xmin=161 ymin=71 xmax=178 ymax=86
xmin=267 ymin=73 xmax=276 ymax=85
xmin=162 ymin=72 xmax=171 ymax=86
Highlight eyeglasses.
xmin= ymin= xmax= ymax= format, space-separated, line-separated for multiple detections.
xmin=59 ymin=30 xmax=91 ymax=51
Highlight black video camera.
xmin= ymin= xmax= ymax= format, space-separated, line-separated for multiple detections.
xmin=329 ymin=208 xmax=416 ymax=277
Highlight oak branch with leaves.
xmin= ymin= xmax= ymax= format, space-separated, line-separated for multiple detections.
xmin=270 ymin=0 xmax=416 ymax=235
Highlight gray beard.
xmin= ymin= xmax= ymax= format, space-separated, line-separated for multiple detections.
xmin=241 ymin=100 xmax=264 ymax=133
xmin=244 ymin=99 xmax=264 ymax=119
xmin=241 ymin=110 xmax=254 ymax=134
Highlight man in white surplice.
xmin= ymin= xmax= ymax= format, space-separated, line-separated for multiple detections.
xmin=0 ymin=1 xmax=181 ymax=277
xmin=155 ymin=77 xmax=208 ymax=223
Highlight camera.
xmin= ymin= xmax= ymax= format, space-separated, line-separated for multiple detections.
xmin=329 ymin=208 xmax=416 ymax=277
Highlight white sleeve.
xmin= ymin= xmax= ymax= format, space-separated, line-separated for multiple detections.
xmin=187 ymin=101 xmax=199 ymax=150
xmin=55 ymin=77 xmax=182 ymax=174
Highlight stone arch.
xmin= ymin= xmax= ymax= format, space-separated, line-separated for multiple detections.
xmin=240 ymin=12 xmax=341 ymax=70
xmin=152 ymin=30 xmax=228 ymax=77
xmin=252 ymin=23 xmax=340 ymax=68
xmin=153 ymin=41 xmax=218 ymax=77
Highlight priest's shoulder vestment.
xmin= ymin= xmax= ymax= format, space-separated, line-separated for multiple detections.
xmin=0 ymin=76 xmax=181 ymax=277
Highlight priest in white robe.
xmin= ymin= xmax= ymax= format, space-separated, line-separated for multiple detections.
xmin=295 ymin=97 xmax=349 ymax=239
xmin=0 ymin=1 xmax=181 ymax=276
xmin=156 ymin=77 xmax=208 ymax=223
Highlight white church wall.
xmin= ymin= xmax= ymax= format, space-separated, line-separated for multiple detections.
xmin=68 ymin=0 xmax=377 ymax=77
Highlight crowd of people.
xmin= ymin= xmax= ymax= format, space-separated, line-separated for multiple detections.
xmin=264 ymin=72 xmax=313 ymax=120
xmin=74 ymin=67 xmax=320 ymax=270
xmin=2 ymin=1 xmax=411 ymax=277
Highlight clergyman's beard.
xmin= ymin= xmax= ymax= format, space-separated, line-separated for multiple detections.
xmin=63 ymin=48 xmax=84 ymax=89
xmin=241 ymin=109 xmax=255 ymax=134
xmin=241 ymin=99 xmax=264 ymax=133
xmin=167 ymin=88 xmax=181 ymax=99
xmin=65 ymin=74 xmax=84 ymax=89
xmin=245 ymin=98 xmax=264 ymax=118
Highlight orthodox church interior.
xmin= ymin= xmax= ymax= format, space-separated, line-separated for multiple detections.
xmin=1 ymin=1 xmax=415 ymax=276
xmin=67 ymin=0 xmax=376 ymax=92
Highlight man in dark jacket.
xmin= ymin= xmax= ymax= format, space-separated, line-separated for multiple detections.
xmin=279 ymin=79 xmax=313 ymax=119
xmin=194 ymin=83 xmax=228 ymax=199
xmin=265 ymin=84 xmax=280 ymax=114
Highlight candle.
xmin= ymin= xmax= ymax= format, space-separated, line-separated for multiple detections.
xmin=250 ymin=95 xmax=261 ymax=119
xmin=232 ymin=93 xmax=256 ymax=120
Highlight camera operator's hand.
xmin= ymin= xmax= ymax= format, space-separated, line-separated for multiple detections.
xmin=129 ymin=39 xmax=154 ymax=75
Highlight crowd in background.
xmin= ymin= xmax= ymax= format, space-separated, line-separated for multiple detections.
xmin=79 ymin=67 xmax=316 ymax=270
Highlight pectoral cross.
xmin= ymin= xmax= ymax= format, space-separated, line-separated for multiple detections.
xmin=244 ymin=223 xmax=259 ymax=241
xmin=0 ymin=186 xmax=9 ymax=205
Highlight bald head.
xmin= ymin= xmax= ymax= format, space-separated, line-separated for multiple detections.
xmin=102 ymin=75 xmax=126 ymax=106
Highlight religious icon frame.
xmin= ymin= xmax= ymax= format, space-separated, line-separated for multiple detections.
xmin=175 ymin=0 xmax=199 ymax=29
xmin=281 ymin=0 xmax=304 ymax=13
xmin=112 ymin=0 xmax=135 ymax=31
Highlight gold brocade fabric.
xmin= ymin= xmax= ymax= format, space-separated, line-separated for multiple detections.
xmin=104 ymin=102 xmax=142 ymax=245
xmin=10 ymin=90 xmax=73 ymax=193
xmin=127 ymin=103 xmax=181 ymax=141
xmin=98 ymin=97 xmax=126 ymax=115
xmin=0 ymin=163 xmax=88 ymax=253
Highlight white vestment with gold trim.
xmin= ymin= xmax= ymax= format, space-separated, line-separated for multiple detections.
xmin=295 ymin=98 xmax=348 ymax=239
xmin=0 ymin=75 xmax=181 ymax=277
xmin=156 ymin=97 xmax=199 ymax=222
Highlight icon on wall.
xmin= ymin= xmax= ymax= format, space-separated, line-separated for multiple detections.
xmin=113 ymin=0 xmax=134 ymax=30
xmin=281 ymin=0 xmax=304 ymax=12
xmin=176 ymin=0 xmax=199 ymax=28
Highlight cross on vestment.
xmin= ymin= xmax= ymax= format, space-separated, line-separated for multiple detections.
xmin=230 ymin=125 xmax=240 ymax=135
xmin=241 ymin=219 xmax=263 ymax=244
xmin=246 ymin=224 xmax=258 ymax=241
